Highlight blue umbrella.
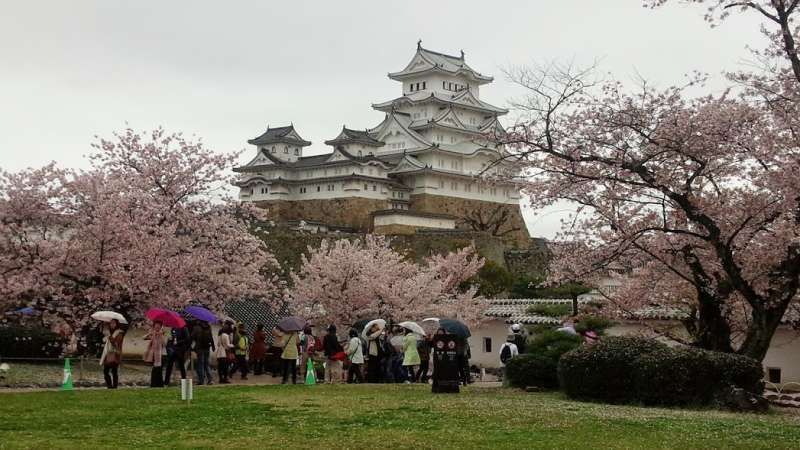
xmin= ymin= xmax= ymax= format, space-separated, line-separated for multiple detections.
xmin=183 ymin=305 xmax=218 ymax=324
xmin=13 ymin=307 xmax=37 ymax=315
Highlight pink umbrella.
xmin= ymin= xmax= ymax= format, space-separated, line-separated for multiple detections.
xmin=145 ymin=307 xmax=186 ymax=328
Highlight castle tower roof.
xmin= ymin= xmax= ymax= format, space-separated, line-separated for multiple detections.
xmin=247 ymin=124 xmax=312 ymax=147
xmin=324 ymin=126 xmax=385 ymax=147
xmin=388 ymin=43 xmax=493 ymax=85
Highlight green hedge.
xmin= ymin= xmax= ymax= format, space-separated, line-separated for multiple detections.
xmin=506 ymin=354 xmax=559 ymax=388
xmin=0 ymin=324 xmax=66 ymax=358
xmin=506 ymin=330 xmax=582 ymax=389
xmin=558 ymin=337 xmax=763 ymax=406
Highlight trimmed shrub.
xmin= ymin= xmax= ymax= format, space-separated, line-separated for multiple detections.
xmin=505 ymin=354 xmax=559 ymax=389
xmin=574 ymin=315 xmax=613 ymax=335
xmin=506 ymin=330 xmax=582 ymax=389
xmin=558 ymin=336 xmax=763 ymax=406
xmin=525 ymin=329 xmax=583 ymax=358
xmin=0 ymin=324 xmax=66 ymax=358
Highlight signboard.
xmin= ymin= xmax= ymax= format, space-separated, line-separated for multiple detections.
xmin=432 ymin=334 xmax=460 ymax=393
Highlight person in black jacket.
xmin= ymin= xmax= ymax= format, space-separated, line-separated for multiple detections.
xmin=164 ymin=325 xmax=190 ymax=385
xmin=192 ymin=321 xmax=216 ymax=385
xmin=323 ymin=325 xmax=342 ymax=384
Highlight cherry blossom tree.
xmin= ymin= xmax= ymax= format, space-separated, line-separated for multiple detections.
xmin=288 ymin=235 xmax=485 ymax=328
xmin=501 ymin=1 xmax=800 ymax=361
xmin=0 ymin=128 xmax=282 ymax=342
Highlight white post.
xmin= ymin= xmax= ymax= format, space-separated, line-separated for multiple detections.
xmin=181 ymin=378 xmax=193 ymax=405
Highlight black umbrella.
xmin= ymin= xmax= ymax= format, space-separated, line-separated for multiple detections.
xmin=276 ymin=316 xmax=306 ymax=332
xmin=439 ymin=319 xmax=471 ymax=338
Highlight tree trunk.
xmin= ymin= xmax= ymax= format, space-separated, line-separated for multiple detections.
xmin=693 ymin=293 xmax=734 ymax=353
xmin=738 ymin=306 xmax=785 ymax=362
xmin=571 ymin=294 xmax=578 ymax=317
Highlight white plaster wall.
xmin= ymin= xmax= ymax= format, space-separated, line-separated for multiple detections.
xmin=373 ymin=213 xmax=455 ymax=229
xmin=259 ymin=144 xmax=303 ymax=162
xmin=468 ymin=319 xmax=515 ymax=369
xmin=763 ymin=328 xmax=800 ymax=385
xmin=404 ymin=174 xmax=520 ymax=205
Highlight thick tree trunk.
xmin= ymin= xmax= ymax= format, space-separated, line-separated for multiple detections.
xmin=738 ymin=306 xmax=785 ymax=362
xmin=693 ymin=295 xmax=734 ymax=353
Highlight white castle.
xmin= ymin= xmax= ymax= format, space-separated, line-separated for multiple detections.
xmin=234 ymin=42 xmax=525 ymax=240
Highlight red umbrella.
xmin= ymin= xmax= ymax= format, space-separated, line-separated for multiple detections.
xmin=145 ymin=307 xmax=186 ymax=328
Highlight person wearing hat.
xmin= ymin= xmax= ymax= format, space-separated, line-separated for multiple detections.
xmin=510 ymin=323 xmax=527 ymax=354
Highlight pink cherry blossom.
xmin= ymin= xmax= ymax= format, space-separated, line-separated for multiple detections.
xmin=288 ymin=235 xmax=486 ymax=328
xmin=0 ymin=128 xmax=282 ymax=344
xmin=504 ymin=1 xmax=800 ymax=361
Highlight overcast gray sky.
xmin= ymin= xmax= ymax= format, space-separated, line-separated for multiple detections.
xmin=0 ymin=1 xmax=762 ymax=238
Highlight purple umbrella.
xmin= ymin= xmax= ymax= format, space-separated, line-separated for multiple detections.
xmin=276 ymin=316 xmax=306 ymax=332
xmin=183 ymin=305 xmax=218 ymax=324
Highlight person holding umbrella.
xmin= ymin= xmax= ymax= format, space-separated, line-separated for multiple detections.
xmin=278 ymin=329 xmax=299 ymax=384
xmin=401 ymin=327 xmax=421 ymax=383
xmin=143 ymin=321 xmax=166 ymax=387
xmin=364 ymin=321 xmax=385 ymax=383
xmin=100 ymin=318 xmax=125 ymax=389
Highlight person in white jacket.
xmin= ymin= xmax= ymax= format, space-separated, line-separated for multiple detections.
xmin=215 ymin=323 xmax=234 ymax=384
xmin=499 ymin=335 xmax=519 ymax=367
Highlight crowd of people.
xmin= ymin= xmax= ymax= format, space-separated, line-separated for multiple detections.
xmin=99 ymin=319 xmax=477 ymax=389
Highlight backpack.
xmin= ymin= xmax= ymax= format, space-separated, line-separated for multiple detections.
xmin=500 ymin=344 xmax=512 ymax=364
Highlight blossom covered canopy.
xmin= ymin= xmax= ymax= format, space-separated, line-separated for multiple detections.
xmin=0 ymin=128 xmax=281 ymax=336
xmin=289 ymin=235 xmax=486 ymax=328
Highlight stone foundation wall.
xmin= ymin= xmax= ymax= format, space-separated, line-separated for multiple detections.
xmin=408 ymin=194 xmax=530 ymax=247
xmin=254 ymin=197 xmax=390 ymax=231
xmin=373 ymin=224 xmax=418 ymax=235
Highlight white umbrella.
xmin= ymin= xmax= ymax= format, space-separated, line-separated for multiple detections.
xmin=91 ymin=311 xmax=128 ymax=324
xmin=398 ymin=321 xmax=425 ymax=336
xmin=421 ymin=317 xmax=440 ymax=323
xmin=361 ymin=319 xmax=386 ymax=339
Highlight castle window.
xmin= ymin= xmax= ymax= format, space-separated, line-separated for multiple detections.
xmin=317 ymin=186 xmax=321 ymax=192
xmin=442 ymin=81 xmax=446 ymax=89
xmin=465 ymin=184 xmax=471 ymax=193
xmin=439 ymin=180 xmax=444 ymax=188
xmin=357 ymin=150 xmax=362 ymax=157
xmin=294 ymin=148 xmax=299 ymax=156
xmin=364 ymin=184 xmax=368 ymax=191
xmin=448 ymin=82 xmax=452 ymax=90
xmin=271 ymin=146 xmax=276 ymax=153
xmin=284 ymin=146 xmax=288 ymax=154
xmin=372 ymin=185 xmax=376 ymax=191
xmin=422 ymin=81 xmax=426 ymax=90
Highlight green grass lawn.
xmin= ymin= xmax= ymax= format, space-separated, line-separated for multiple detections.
xmin=1 ymin=385 xmax=798 ymax=449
